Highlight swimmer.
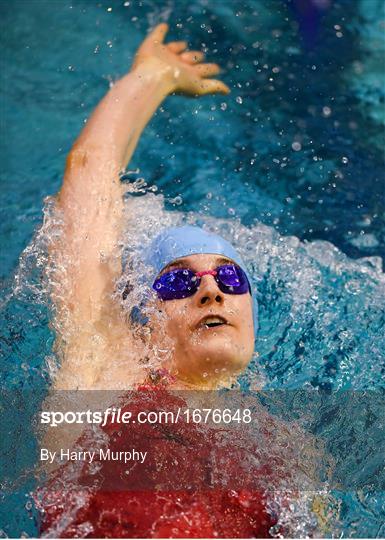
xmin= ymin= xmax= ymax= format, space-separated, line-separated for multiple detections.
xmin=50 ymin=22 xmax=256 ymax=392
xmin=36 ymin=26 xmax=330 ymax=537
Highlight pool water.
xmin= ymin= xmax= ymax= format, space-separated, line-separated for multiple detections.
xmin=0 ymin=0 xmax=384 ymax=537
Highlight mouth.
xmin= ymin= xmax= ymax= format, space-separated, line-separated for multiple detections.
xmin=197 ymin=315 xmax=229 ymax=330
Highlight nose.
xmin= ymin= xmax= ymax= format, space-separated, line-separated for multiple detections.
xmin=194 ymin=274 xmax=225 ymax=308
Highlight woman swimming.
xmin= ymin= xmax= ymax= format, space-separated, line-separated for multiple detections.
xmin=35 ymin=23 xmax=318 ymax=538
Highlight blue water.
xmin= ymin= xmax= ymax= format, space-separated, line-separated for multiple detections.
xmin=0 ymin=0 xmax=384 ymax=537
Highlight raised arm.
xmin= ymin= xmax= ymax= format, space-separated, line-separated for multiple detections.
xmin=50 ymin=23 xmax=229 ymax=390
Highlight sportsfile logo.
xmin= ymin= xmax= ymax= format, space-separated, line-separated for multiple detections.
xmin=41 ymin=407 xmax=135 ymax=427
xmin=40 ymin=407 xmax=252 ymax=427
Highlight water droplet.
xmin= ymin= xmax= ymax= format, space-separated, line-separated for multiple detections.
xmin=345 ymin=279 xmax=360 ymax=295
xmin=341 ymin=156 xmax=349 ymax=164
xmin=170 ymin=196 xmax=183 ymax=206
xmin=220 ymin=102 xmax=227 ymax=111
xmin=236 ymin=96 xmax=243 ymax=104
xmin=134 ymin=178 xmax=147 ymax=189
xmin=322 ymin=106 xmax=332 ymax=117
xmin=291 ymin=141 xmax=302 ymax=151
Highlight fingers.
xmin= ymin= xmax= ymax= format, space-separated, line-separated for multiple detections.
xmin=143 ymin=24 xmax=230 ymax=97
xmin=147 ymin=22 xmax=169 ymax=43
xmin=194 ymin=63 xmax=222 ymax=78
xmin=180 ymin=50 xmax=205 ymax=64
xmin=197 ymin=79 xmax=231 ymax=95
xmin=167 ymin=41 xmax=188 ymax=53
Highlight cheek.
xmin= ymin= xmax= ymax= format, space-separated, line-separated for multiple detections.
xmin=160 ymin=300 xmax=192 ymax=337
xmin=233 ymin=294 xmax=252 ymax=317
xmin=234 ymin=296 xmax=254 ymax=333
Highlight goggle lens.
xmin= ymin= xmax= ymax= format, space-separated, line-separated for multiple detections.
xmin=153 ymin=264 xmax=250 ymax=301
xmin=153 ymin=268 xmax=198 ymax=300
xmin=217 ymin=265 xmax=250 ymax=294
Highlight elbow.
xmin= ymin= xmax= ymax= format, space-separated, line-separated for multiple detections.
xmin=65 ymin=145 xmax=90 ymax=172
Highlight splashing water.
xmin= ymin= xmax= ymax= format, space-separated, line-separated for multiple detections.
xmin=1 ymin=182 xmax=384 ymax=536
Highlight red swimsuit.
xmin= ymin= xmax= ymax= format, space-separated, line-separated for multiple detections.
xmin=36 ymin=382 xmax=278 ymax=538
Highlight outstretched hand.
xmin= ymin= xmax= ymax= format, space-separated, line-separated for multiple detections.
xmin=132 ymin=23 xmax=230 ymax=96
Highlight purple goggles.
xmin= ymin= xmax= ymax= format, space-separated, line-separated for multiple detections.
xmin=152 ymin=264 xmax=251 ymax=301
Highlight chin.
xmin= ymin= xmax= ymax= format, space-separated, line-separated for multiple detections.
xmin=174 ymin=332 xmax=253 ymax=384
xmin=195 ymin=342 xmax=250 ymax=375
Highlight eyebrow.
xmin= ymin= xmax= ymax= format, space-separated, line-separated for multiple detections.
xmin=159 ymin=256 xmax=235 ymax=275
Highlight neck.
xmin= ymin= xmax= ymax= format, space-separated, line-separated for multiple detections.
xmin=146 ymin=367 xmax=238 ymax=390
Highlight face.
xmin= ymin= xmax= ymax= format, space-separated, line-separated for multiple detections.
xmin=147 ymin=254 xmax=255 ymax=387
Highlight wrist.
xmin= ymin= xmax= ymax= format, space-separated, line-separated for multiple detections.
xmin=129 ymin=57 xmax=176 ymax=95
